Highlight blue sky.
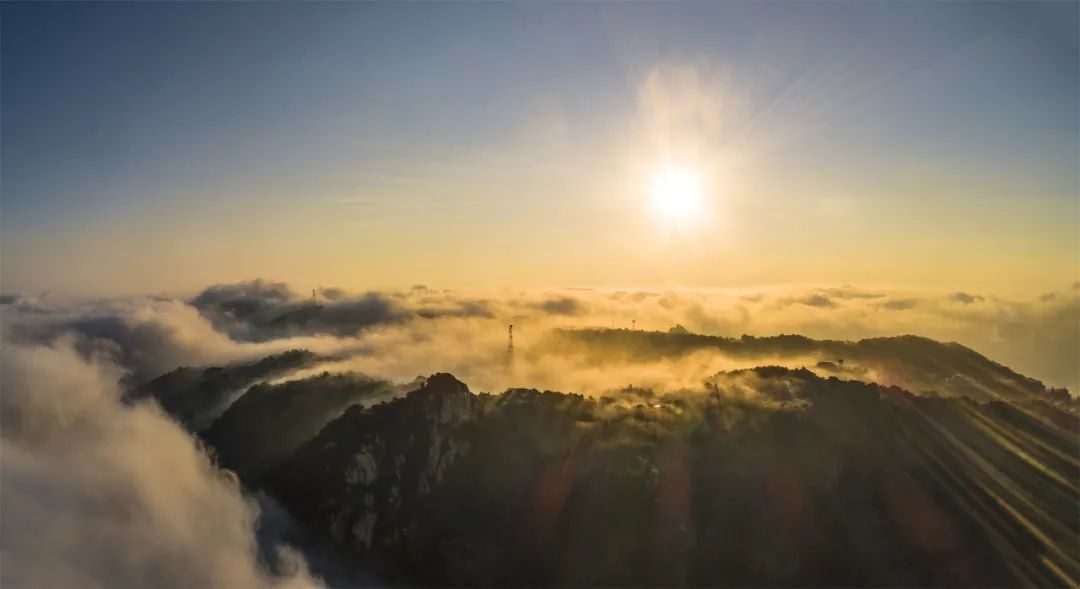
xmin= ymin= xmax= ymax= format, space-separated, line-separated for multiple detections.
xmin=2 ymin=2 xmax=1076 ymax=295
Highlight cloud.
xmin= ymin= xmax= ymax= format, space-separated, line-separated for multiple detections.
xmin=880 ymin=298 xmax=920 ymax=311
xmin=983 ymin=293 xmax=1080 ymax=392
xmin=318 ymin=287 xmax=349 ymax=301
xmin=192 ymin=280 xmax=407 ymax=341
xmin=2 ymin=296 xmax=356 ymax=383
xmin=638 ymin=62 xmax=728 ymax=157
xmin=270 ymin=315 xmax=821 ymax=399
xmin=531 ymin=296 xmax=586 ymax=316
xmin=950 ymin=292 xmax=985 ymax=305
xmin=191 ymin=280 xmax=495 ymax=342
xmin=797 ymin=294 xmax=836 ymax=308
xmin=0 ymin=336 xmax=318 ymax=588
xmin=3 ymin=280 xmax=1077 ymax=396
xmin=820 ymin=286 xmax=885 ymax=300
xmin=773 ymin=288 xmax=883 ymax=311
xmin=193 ymin=279 xmax=295 ymax=317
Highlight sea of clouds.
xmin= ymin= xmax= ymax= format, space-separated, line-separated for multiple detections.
xmin=1 ymin=279 xmax=1076 ymax=587
xmin=4 ymin=279 xmax=1077 ymax=391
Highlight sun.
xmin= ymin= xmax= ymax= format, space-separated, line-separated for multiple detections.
xmin=649 ymin=166 xmax=703 ymax=219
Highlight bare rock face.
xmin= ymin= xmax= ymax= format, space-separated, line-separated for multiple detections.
xmin=412 ymin=372 xmax=478 ymax=424
xmin=417 ymin=434 xmax=470 ymax=495
xmin=345 ymin=444 xmax=379 ymax=486
xmin=266 ymin=373 xmax=486 ymax=568
xmin=410 ymin=374 xmax=479 ymax=494
xmin=352 ymin=494 xmax=378 ymax=548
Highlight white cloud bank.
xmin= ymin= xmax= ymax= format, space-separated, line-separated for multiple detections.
xmin=0 ymin=336 xmax=320 ymax=588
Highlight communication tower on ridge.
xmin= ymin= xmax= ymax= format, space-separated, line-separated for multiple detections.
xmin=507 ymin=324 xmax=514 ymax=358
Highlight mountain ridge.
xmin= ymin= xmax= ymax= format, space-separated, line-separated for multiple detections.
xmin=126 ymin=331 xmax=1077 ymax=587
xmin=255 ymin=367 xmax=1077 ymax=586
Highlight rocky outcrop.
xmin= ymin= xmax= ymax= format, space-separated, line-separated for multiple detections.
xmin=265 ymin=373 xmax=488 ymax=560
xmin=345 ymin=445 xmax=379 ymax=486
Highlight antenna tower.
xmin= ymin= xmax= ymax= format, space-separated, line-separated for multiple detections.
xmin=507 ymin=324 xmax=514 ymax=357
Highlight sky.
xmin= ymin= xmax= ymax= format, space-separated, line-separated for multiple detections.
xmin=1 ymin=1 xmax=1077 ymax=297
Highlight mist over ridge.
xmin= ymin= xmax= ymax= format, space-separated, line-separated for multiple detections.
xmin=3 ymin=278 xmax=1077 ymax=391
xmin=2 ymin=277 xmax=1077 ymax=587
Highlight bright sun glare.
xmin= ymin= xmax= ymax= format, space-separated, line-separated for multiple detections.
xmin=650 ymin=166 xmax=703 ymax=219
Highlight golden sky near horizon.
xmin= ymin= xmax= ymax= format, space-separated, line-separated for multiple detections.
xmin=2 ymin=4 xmax=1076 ymax=298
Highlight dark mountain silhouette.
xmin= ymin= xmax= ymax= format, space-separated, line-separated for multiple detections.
xmin=200 ymin=372 xmax=400 ymax=482
xmin=251 ymin=368 xmax=1076 ymax=586
xmin=141 ymin=333 xmax=1077 ymax=587
xmin=129 ymin=349 xmax=319 ymax=431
